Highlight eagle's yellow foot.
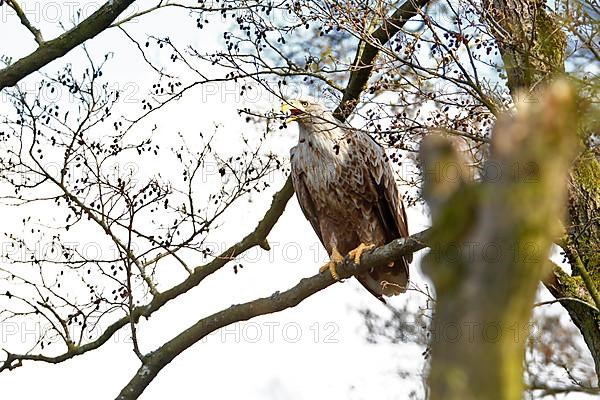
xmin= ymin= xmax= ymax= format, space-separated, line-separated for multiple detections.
xmin=320 ymin=247 xmax=344 ymax=280
xmin=348 ymin=243 xmax=376 ymax=264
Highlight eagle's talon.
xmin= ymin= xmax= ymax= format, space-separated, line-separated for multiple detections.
xmin=319 ymin=261 xmax=340 ymax=280
xmin=348 ymin=243 xmax=375 ymax=264
xmin=320 ymin=247 xmax=344 ymax=280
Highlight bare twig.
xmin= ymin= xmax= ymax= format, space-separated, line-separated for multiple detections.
xmin=0 ymin=176 xmax=296 ymax=374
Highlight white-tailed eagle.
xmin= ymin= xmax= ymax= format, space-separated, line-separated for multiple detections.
xmin=283 ymin=99 xmax=411 ymax=302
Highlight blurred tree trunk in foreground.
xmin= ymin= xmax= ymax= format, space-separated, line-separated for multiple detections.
xmin=422 ymin=81 xmax=581 ymax=399
xmin=483 ymin=0 xmax=600 ymax=379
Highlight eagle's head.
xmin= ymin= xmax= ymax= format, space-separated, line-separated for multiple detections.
xmin=281 ymin=98 xmax=332 ymax=125
xmin=282 ymin=98 xmax=347 ymax=152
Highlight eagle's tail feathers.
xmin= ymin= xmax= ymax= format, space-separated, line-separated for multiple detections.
xmin=356 ymin=257 xmax=410 ymax=299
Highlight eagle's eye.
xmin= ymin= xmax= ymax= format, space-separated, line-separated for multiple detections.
xmin=300 ymin=100 xmax=308 ymax=107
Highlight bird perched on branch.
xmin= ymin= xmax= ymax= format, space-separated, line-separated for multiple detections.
xmin=283 ymin=99 xmax=411 ymax=302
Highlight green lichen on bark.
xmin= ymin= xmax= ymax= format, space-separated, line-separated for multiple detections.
xmin=551 ymin=149 xmax=600 ymax=378
xmin=483 ymin=0 xmax=600 ymax=381
xmin=486 ymin=0 xmax=566 ymax=92
xmin=568 ymin=153 xmax=600 ymax=278
xmin=533 ymin=4 xmax=566 ymax=73
xmin=422 ymin=81 xmax=580 ymax=400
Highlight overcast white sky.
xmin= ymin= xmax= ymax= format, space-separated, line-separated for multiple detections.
xmin=0 ymin=2 xmax=595 ymax=399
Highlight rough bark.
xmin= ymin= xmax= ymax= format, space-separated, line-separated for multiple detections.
xmin=552 ymin=151 xmax=600 ymax=378
xmin=0 ymin=0 xmax=137 ymax=90
xmin=483 ymin=0 xmax=600 ymax=379
xmin=484 ymin=0 xmax=566 ymax=94
xmin=423 ymin=81 xmax=580 ymax=399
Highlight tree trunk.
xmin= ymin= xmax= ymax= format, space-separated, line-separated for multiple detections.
xmin=483 ymin=0 xmax=600 ymax=379
xmin=422 ymin=82 xmax=580 ymax=399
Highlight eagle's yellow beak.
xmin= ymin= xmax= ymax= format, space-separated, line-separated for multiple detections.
xmin=281 ymin=102 xmax=301 ymax=123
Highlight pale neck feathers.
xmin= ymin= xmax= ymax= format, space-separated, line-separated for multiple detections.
xmin=293 ymin=112 xmax=352 ymax=187
xmin=296 ymin=113 xmax=350 ymax=160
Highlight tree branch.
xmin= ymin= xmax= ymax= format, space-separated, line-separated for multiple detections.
xmin=333 ymin=0 xmax=430 ymax=121
xmin=544 ymin=263 xmax=600 ymax=379
xmin=0 ymin=0 xmax=137 ymax=90
xmin=6 ymin=0 xmax=44 ymax=45
xmin=115 ymin=229 xmax=430 ymax=400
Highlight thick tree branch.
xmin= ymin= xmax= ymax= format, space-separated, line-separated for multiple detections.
xmin=545 ymin=264 xmax=600 ymax=379
xmin=115 ymin=229 xmax=430 ymax=400
xmin=0 ymin=0 xmax=137 ymax=90
xmin=333 ymin=0 xmax=430 ymax=121
xmin=572 ymin=249 xmax=600 ymax=311
xmin=483 ymin=0 xmax=566 ymax=94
